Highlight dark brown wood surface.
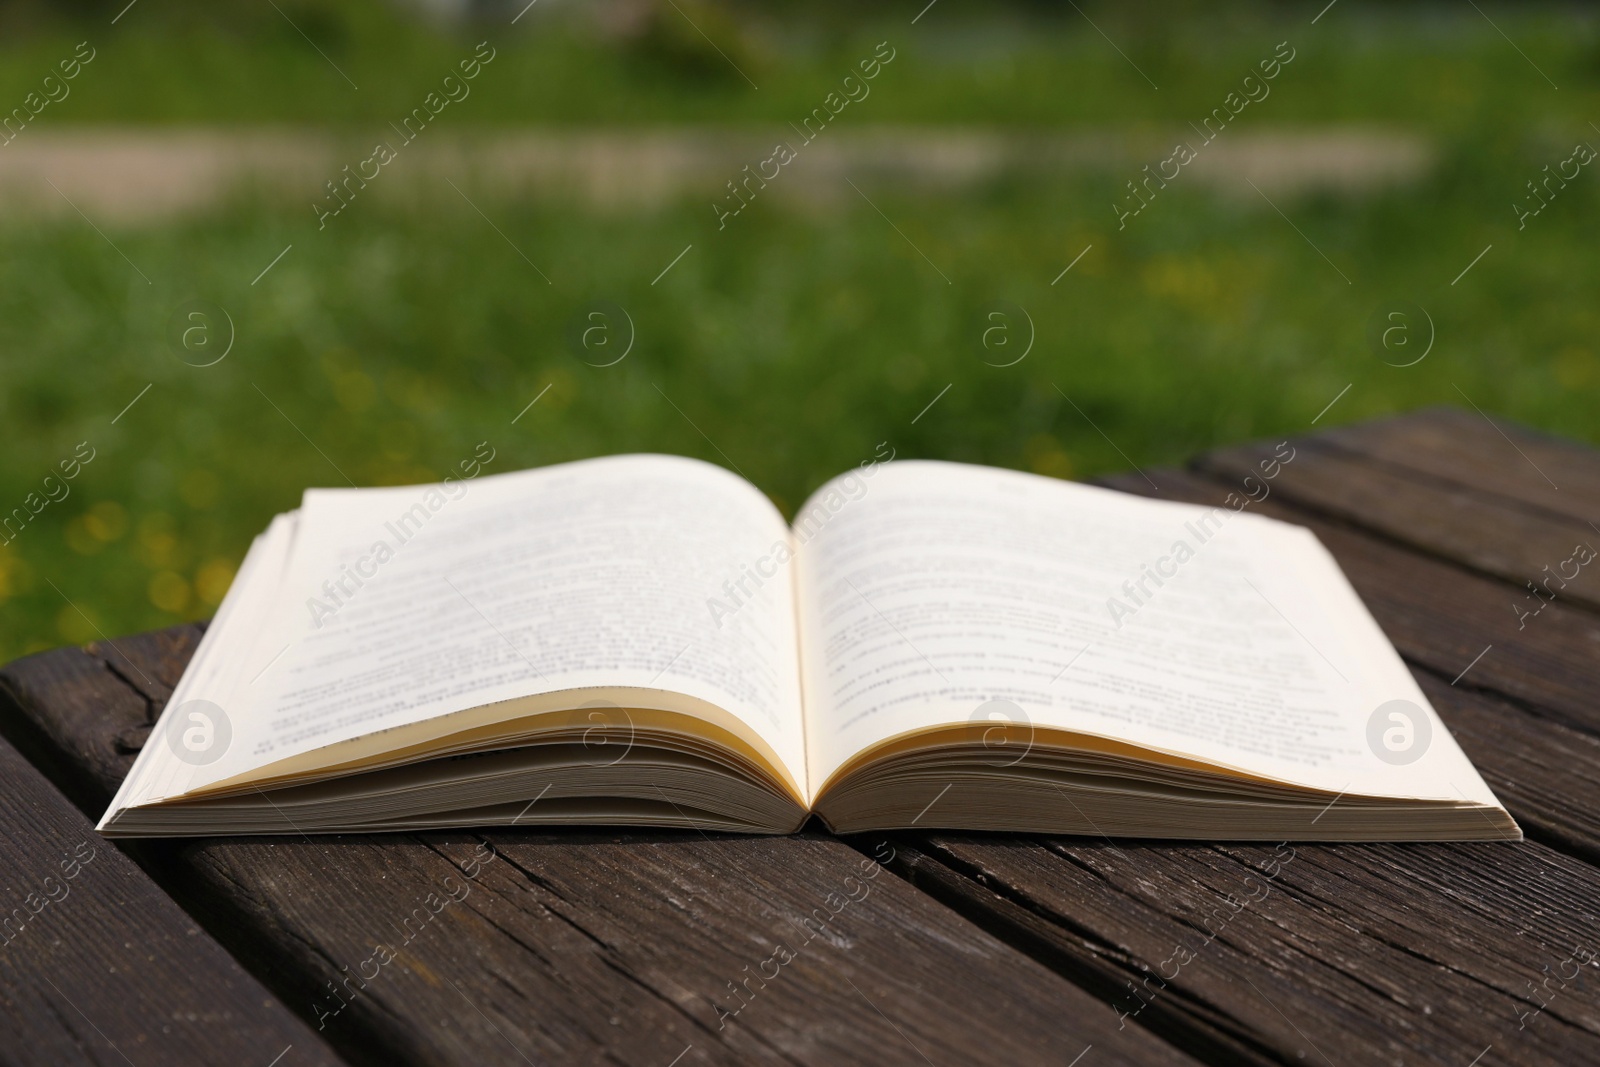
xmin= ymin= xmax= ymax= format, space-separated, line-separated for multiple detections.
xmin=1198 ymin=414 xmax=1600 ymax=612
xmin=3 ymin=405 xmax=1599 ymax=1067
xmin=0 ymin=720 xmax=342 ymax=1066
xmin=1318 ymin=405 xmax=1600 ymax=522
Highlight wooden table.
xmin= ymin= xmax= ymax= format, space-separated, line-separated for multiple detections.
xmin=4 ymin=405 xmax=1600 ymax=1066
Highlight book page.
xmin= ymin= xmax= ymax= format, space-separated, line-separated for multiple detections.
xmin=103 ymin=510 xmax=303 ymax=818
xmin=796 ymin=460 xmax=1496 ymax=806
xmin=135 ymin=454 xmax=806 ymax=801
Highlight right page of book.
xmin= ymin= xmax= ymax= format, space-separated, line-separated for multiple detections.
xmin=795 ymin=459 xmax=1497 ymax=806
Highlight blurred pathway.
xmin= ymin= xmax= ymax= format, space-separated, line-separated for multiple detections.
xmin=0 ymin=126 xmax=1432 ymax=221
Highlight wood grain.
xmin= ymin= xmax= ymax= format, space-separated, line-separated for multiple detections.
xmin=0 ymin=729 xmax=343 ymax=1066
xmin=1321 ymin=406 xmax=1600 ymax=521
xmin=1 ymin=631 xmax=1197 ymax=1067
xmin=1197 ymin=438 xmax=1600 ymax=612
xmin=0 ymin=623 xmax=200 ymax=816
xmin=902 ymin=834 xmax=1600 ymax=1067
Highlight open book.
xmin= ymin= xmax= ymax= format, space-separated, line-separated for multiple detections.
xmin=100 ymin=453 xmax=1518 ymax=840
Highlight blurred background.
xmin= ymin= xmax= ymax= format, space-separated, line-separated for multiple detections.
xmin=0 ymin=0 xmax=1595 ymax=662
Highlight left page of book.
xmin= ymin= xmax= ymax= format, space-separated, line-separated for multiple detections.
xmin=103 ymin=453 xmax=807 ymax=818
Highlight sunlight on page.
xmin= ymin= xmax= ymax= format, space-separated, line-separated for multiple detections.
xmin=160 ymin=455 xmax=805 ymax=798
xmin=796 ymin=461 xmax=1494 ymax=804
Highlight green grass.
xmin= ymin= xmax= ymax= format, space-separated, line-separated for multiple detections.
xmin=2 ymin=2 xmax=1599 ymax=659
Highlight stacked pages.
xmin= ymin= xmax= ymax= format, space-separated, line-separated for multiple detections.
xmin=100 ymin=454 xmax=1517 ymax=840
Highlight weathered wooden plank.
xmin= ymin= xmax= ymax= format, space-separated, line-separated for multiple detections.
xmin=1321 ymin=406 xmax=1600 ymax=522
xmin=0 ymin=729 xmax=344 ymax=1067
xmin=1196 ymin=437 xmax=1600 ymax=612
xmin=898 ymin=834 xmax=1600 ymax=1067
xmin=0 ymin=623 xmax=201 ymax=815
xmin=1 ymin=632 xmax=1199 ymax=1067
